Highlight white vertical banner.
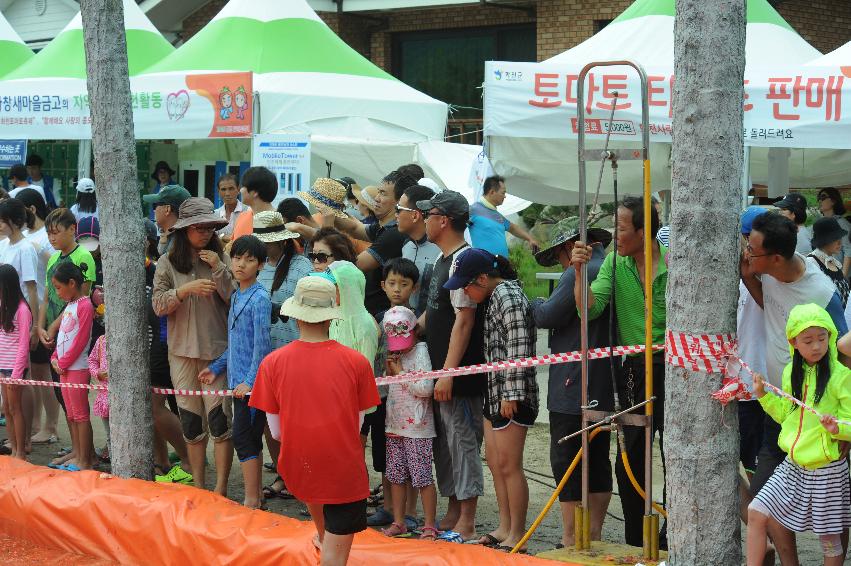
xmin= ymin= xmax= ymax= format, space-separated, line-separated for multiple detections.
xmin=251 ymin=133 xmax=311 ymax=206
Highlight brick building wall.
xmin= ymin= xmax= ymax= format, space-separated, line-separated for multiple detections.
xmin=776 ymin=0 xmax=851 ymax=55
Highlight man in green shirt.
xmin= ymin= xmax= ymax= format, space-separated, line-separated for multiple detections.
xmin=571 ymin=196 xmax=667 ymax=549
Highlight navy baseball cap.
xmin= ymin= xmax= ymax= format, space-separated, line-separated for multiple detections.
xmin=443 ymin=248 xmax=497 ymax=290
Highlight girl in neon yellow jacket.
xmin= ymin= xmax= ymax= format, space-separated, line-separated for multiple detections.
xmin=747 ymin=303 xmax=851 ymax=566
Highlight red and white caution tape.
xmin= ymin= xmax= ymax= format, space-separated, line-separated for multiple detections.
xmin=665 ymin=330 xmax=736 ymax=374
xmin=374 ymin=344 xmax=664 ymax=386
xmin=0 ymin=377 xmax=235 ymax=398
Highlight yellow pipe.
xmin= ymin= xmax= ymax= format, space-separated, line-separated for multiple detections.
xmin=509 ymin=428 xmax=603 ymax=554
xmin=620 ymin=445 xmax=668 ymax=518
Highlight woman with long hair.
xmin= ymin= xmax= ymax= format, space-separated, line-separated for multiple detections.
xmin=817 ymin=187 xmax=851 ymax=277
xmin=152 ymin=197 xmax=234 ymax=494
xmin=15 ymin=189 xmax=59 ymax=445
xmin=70 ymin=178 xmax=98 ymax=222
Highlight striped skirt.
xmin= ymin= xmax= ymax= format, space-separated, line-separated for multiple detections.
xmin=754 ymin=456 xmax=851 ymax=535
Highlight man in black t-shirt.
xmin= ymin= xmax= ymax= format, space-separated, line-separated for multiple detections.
xmin=331 ymin=171 xmax=416 ymax=315
xmin=416 ymin=190 xmax=486 ymax=542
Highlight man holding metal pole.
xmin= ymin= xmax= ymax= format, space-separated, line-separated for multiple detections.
xmin=571 ymin=196 xmax=667 ymax=549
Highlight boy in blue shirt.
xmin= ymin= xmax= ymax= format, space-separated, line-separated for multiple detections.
xmin=200 ymin=235 xmax=271 ymax=509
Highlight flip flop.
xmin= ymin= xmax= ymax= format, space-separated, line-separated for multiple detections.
xmin=47 ymin=462 xmax=62 ymax=469
xmin=31 ymin=435 xmax=58 ymax=445
xmin=60 ymin=464 xmax=81 ymax=472
xmin=497 ymin=545 xmax=527 ymax=554
xmin=476 ymin=533 xmax=502 ymax=547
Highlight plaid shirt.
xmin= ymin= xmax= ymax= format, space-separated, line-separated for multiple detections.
xmin=484 ymin=280 xmax=538 ymax=417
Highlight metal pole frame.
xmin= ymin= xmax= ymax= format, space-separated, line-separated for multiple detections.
xmin=576 ymin=60 xmax=653 ymax=550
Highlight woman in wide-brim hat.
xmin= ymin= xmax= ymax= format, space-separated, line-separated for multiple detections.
xmin=299 ymin=178 xmax=349 ymax=219
xmin=151 ymin=196 xmax=234 ymax=494
xmin=352 ymin=185 xmax=379 ymax=224
xmin=151 ymin=160 xmax=176 ymax=183
xmin=809 ymin=216 xmax=850 ymax=307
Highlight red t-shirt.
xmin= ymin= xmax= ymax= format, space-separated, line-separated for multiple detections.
xmin=249 ymin=340 xmax=380 ymax=504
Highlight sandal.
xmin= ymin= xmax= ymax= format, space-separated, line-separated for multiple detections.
xmin=420 ymin=526 xmax=439 ymax=541
xmin=381 ymin=522 xmax=409 ymax=538
xmin=476 ymin=533 xmax=502 ymax=547
xmin=262 ymin=476 xmax=295 ymax=499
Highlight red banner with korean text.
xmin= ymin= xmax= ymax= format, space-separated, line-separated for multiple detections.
xmin=484 ymin=61 xmax=851 ymax=149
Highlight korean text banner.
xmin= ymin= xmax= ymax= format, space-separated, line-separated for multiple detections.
xmin=0 ymin=72 xmax=253 ymax=140
xmin=0 ymin=139 xmax=26 ymax=167
xmin=484 ymin=61 xmax=851 ymax=149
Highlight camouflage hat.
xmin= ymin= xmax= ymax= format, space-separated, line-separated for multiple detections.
xmin=534 ymin=217 xmax=612 ymax=267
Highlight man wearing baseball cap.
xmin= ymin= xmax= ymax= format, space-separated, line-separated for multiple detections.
xmin=415 ymin=189 xmax=487 ymax=542
xmin=773 ymin=192 xmax=811 ymax=255
xmin=250 ymin=276 xmax=379 ymax=565
xmin=143 ymin=184 xmax=191 ymax=256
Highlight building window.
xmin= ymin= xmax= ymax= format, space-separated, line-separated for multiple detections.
xmin=392 ymin=25 xmax=536 ymax=120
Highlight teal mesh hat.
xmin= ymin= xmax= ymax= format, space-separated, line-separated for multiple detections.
xmin=534 ymin=217 xmax=611 ymax=267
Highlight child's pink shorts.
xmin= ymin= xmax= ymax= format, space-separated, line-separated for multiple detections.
xmin=61 ymin=369 xmax=91 ymax=423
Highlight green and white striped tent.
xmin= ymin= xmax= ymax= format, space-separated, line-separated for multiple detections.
xmin=140 ymin=0 xmax=447 ymax=142
xmin=0 ymin=12 xmax=33 ymax=78
xmin=4 ymin=0 xmax=174 ymax=80
xmin=485 ymin=0 xmax=838 ymax=204
xmin=545 ymin=0 xmax=820 ymax=67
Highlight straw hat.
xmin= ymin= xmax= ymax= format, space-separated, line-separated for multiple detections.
xmin=299 ymin=178 xmax=349 ymax=219
xmin=252 ymin=211 xmax=300 ymax=243
xmin=281 ymin=276 xmax=341 ymax=323
xmin=352 ymin=185 xmax=379 ymax=212
xmin=534 ymin=217 xmax=611 ymax=267
xmin=171 ymin=197 xmax=229 ymax=231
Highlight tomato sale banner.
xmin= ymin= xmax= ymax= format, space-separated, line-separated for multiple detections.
xmin=0 ymin=71 xmax=252 ymax=139
xmin=484 ymin=61 xmax=851 ymax=149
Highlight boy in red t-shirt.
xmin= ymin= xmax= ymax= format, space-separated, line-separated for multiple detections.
xmin=250 ymin=275 xmax=379 ymax=565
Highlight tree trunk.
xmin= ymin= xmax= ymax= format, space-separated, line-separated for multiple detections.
xmin=666 ymin=1 xmax=745 ymax=563
xmin=81 ymin=0 xmax=153 ymax=479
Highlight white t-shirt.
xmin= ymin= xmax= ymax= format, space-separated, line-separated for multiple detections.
xmin=69 ymin=204 xmax=99 ymax=222
xmin=762 ymin=255 xmax=839 ymax=387
xmin=737 ymin=281 xmax=766 ymax=396
xmin=795 ymin=225 xmax=813 ymax=255
xmin=1 ymin=238 xmax=40 ymax=302
xmin=8 ymin=184 xmax=45 ymax=201
xmin=23 ymin=226 xmax=55 ymax=300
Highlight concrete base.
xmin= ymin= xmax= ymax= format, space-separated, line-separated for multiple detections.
xmin=536 ymin=541 xmax=668 ymax=565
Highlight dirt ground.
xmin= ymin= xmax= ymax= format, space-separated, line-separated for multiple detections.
xmin=4 ymin=399 xmax=832 ymax=564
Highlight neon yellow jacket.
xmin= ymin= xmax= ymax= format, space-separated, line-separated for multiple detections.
xmin=759 ymin=303 xmax=851 ymax=469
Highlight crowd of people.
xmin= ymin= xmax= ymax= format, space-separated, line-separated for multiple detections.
xmin=0 ymin=155 xmax=850 ymax=565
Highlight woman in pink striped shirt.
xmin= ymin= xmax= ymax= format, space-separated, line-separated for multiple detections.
xmin=0 ymin=264 xmax=34 ymax=460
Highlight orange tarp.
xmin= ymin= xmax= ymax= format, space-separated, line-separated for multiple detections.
xmin=0 ymin=457 xmax=564 ymax=565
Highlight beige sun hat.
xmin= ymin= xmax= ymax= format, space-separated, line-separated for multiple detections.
xmin=252 ymin=211 xmax=300 ymax=243
xmin=352 ymin=185 xmax=379 ymax=212
xmin=298 ymin=178 xmax=349 ymax=219
xmin=281 ymin=276 xmax=341 ymax=323
xmin=171 ymin=197 xmax=229 ymax=231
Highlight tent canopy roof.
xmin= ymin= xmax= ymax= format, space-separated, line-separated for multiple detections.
xmin=545 ymin=0 xmax=819 ymax=68
xmin=4 ymin=0 xmax=174 ymax=80
xmin=144 ymin=0 xmax=390 ymax=79
xmin=806 ymin=41 xmax=851 ymax=68
xmin=0 ymin=10 xmax=33 ymax=78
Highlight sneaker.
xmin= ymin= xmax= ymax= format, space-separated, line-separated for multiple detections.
xmin=366 ymin=507 xmax=393 ymax=527
xmin=167 ymin=465 xmax=193 ymax=485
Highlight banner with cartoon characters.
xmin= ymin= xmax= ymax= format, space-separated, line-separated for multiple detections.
xmin=485 ymin=61 xmax=851 ymax=149
xmin=0 ymin=71 xmax=252 ymax=139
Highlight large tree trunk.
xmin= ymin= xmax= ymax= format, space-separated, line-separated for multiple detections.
xmin=81 ymin=0 xmax=152 ymax=479
xmin=666 ymin=1 xmax=746 ymax=563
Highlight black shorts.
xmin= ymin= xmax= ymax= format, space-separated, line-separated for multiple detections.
xmin=359 ymin=401 xmax=386 ymax=473
xmin=485 ymin=402 xmax=538 ymax=430
xmin=549 ymin=412 xmax=613 ymax=502
xmin=323 ymin=499 xmax=367 ymax=536
xmin=738 ymin=401 xmax=765 ymax=474
xmin=750 ymin=416 xmax=786 ymax=497
xmin=233 ymin=397 xmax=266 ymax=462
xmin=30 ymin=342 xmax=51 ymax=364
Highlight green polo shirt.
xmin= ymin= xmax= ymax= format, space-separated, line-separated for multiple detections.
xmin=584 ymin=245 xmax=667 ymax=348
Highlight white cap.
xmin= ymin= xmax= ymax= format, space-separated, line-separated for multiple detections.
xmin=76 ymin=178 xmax=96 ymax=193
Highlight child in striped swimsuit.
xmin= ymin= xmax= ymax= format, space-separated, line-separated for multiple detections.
xmin=748 ymin=303 xmax=851 ymax=566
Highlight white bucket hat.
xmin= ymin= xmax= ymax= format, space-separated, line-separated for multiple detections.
xmin=281 ymin=276 xmax=341 ymax=323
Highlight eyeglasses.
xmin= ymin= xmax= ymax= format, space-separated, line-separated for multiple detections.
xmin=308 ymin=252 xmax=334 ymax=263
xmin=395 ymin=204 xmax=417 ymax=214
xmin=817 ymin=193 xmax=829 ymax=201
xmin=189 ymin=225 xmax=216 ymax=234
xmin=745 ymin=244 xmax=774 ymax=258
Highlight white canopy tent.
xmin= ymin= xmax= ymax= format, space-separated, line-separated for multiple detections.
xmin=483 ymin=0 xmax=851 ymax=204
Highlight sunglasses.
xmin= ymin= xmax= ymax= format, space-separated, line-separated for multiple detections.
xmin=423 ymin=210 xmax=448 ymax=220
xmin=308 ymin=252 xmax=334 ymax=263
xmin=395 ymin=204 xmax=417 ymax=214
